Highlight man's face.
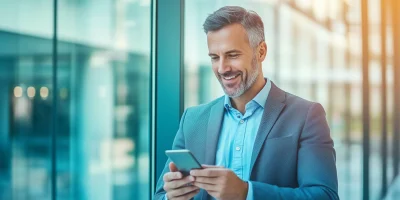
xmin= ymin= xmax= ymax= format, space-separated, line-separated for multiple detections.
xmin=207 ymin=23 xmax=260 ymax=98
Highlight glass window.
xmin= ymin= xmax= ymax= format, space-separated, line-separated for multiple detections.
xmin=0 ymin=1 xmax=54 ymax=199
xmin=0 ymin=0 xmax=151 ymax=199
xmin=57 ymin=0 xmax=151 ymax=199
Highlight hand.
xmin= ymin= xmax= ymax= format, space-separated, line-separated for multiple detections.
xmin=190 ymin=166 xmax=248 ymax=200
xmin=163 ymin=162 xmax=200 ymax=200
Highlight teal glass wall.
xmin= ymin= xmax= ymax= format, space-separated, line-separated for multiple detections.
xmin=0 ymin=0 xmax=151 ymax=199
xmin=0 ymin=1 xmax=54 ymax=199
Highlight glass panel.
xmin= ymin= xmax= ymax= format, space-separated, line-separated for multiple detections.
xmin=368 ymin=0 xmax=387 ymax=198
xmin=370 ymin=60 xmax=382 ymax=200
xmin=57 ymin=0 xmax=151 ymax=199
xmin=0 ymin=0 xmax=54 ymax=199
xmin=0 ymin=0 xmax=151 ymax=199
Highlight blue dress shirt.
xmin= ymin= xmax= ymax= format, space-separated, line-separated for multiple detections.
xmin=165 ymin=79 xmax=271 ymax=200
xmin=215 ymin=78 xmax=271 ymax=200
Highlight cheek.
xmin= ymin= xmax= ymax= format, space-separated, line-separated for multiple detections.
xmin=231 ymin=59 xmax=248 ymax=72
xmin=211 ymin=64 xmax=221 ymax=76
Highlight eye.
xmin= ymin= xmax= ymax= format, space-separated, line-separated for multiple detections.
xmin=228 ymin=54 xmax=239 ymax=58
xmin=210 ymin=56 xmax=219 ymax=61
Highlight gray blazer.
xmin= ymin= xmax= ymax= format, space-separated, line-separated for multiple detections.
xmin=154 ymin=82 xmax=339 ymax=200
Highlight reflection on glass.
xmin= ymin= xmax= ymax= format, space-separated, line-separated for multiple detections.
xmin=0 ymin=1 xmax=54 ymax=199
xmin=0 ymin=0 xmax=151 ymax=199
xmin=57 ymin=0 xmax=151 ymax=199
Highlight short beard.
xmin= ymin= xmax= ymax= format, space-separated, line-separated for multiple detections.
xmin=222 ymin=55 xmax=260 ymax=98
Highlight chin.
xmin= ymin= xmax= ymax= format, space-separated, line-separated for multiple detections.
xmin=224 ymin=88 xmax=243 ymax=98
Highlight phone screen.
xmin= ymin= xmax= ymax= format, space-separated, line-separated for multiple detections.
xmin=165 ymin=149 xmax=202 ymax=176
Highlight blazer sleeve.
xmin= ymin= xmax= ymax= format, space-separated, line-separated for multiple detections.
xmin=153 ymin=109 xmax=189 ymax=200
xmin=249 ymin=103 xmax=339 ymax=200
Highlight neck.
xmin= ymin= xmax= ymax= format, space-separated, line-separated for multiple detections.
xmin=231 ymin=75 xmax=266 ymax=114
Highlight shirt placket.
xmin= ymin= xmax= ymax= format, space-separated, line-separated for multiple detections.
xmin=233 ymin=110 xmax=246 ymax=179
xmin=241 ymin=104 xmax=256 ymax=180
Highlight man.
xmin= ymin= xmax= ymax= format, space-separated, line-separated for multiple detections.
xmin=154 ymin=6 xmax=338 ymax=200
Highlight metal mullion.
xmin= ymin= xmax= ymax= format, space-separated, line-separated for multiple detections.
xmin=154 ymin=0 xmax=185 ymax=188
xmin=380 ymin=0 xmax=388 ymax=197
xmin=391 ymin=0 xmax=400 ymax=181
xmin=361 ymin=0 xmax=370 ymax=199
xmin=51 ymin=0 xmax=58 ymax=199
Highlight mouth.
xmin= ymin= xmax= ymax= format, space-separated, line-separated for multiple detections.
xmin=221 ymin=74 xmax=241 ymax=85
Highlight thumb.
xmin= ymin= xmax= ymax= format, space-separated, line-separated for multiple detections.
xmin=169 ymin=162 xmax=178 ymax=172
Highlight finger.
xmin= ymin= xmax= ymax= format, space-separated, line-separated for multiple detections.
xmin=169 ymin=162 xmax=179 ymax=172
xmin=167 ymin=186 xmax=198 ymax=199
xmin=194 ymin=176 xmax=219 ymax=184
xmin=201 ymin=164 xmax=223 ymax=168
xmin=165 ymin=175 xmax=195 ymax=190
xmin=163 ymin=171 xmax=183 ymax=182
xmin=190 ymin=168 xmax=226 ymax=177
xmin=192 ymin=182 xmax=218 ymax=192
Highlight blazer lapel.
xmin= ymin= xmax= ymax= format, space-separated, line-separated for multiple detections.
xmin=204 ymin=97 xmax=225 ymax=165
xmin=250 ymin=82 xmax=286 ymax=174
xmin=201 ymin=97 xmax=224 ymax=200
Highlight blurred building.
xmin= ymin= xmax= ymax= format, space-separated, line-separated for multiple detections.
xmin=0 ymin=0 xmax=151 ymax=199
xmin=0 ymin=0 xmax=399 ymax=200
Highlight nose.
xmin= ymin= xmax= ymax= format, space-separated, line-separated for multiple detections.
xmin=217 ymin=57 xmax=231 ymax=74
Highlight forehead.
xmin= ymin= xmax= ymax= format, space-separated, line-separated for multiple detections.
xmin=206 ymin=23 xmax=251 ymax=53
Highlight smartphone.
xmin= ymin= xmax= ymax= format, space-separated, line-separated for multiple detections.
xmin=165 ymin=149 xmax=202 ymax=176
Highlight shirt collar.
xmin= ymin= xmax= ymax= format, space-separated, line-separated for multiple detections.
xmin=224 ymin=78 xmax=271 ymax=110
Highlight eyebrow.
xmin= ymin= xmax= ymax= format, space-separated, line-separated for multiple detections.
xmin=208 ymin=50 xmax=242 ymax=57
xmin=225 ymin=50 xmax=241 ymax=54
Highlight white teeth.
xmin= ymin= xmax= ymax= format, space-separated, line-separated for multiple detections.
xmin=224 ymin=75 xmax=238 ymax=80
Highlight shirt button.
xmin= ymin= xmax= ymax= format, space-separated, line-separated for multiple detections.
xmin=235 ymin=146 xmax=241 ymax=151
xmin=240 ymin=119 xmax=244 ymax=124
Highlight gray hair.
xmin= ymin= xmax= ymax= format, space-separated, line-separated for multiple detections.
xmin=203 ymin=6 xmax=265 ymax=49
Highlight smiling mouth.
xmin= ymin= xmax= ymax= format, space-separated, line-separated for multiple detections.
xmin=222 ymin=74 xmax=240 ymax=80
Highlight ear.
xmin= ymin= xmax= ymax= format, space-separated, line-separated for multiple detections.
xmin=257 ymin=41 xmax=267 ymax=62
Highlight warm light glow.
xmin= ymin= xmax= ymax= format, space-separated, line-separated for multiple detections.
xmin=27 ymin=87 xmax=36 ymax=98
xmin=14 ymin=86 xmax=23 ymax=98
xmin=40 ymin=87 xmax=49 ymax=99
xmin=296 ymin=0 xmax=312 ymax=10
xmin=313 ymin=1 xmax=328 ymax=21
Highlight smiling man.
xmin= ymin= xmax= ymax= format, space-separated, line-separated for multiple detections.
xmin=154 ymin=6 xmax=338 ymax=200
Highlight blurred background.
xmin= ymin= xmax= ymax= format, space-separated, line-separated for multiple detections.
xmin=0 ymin=0 xmax=399 ymax=200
